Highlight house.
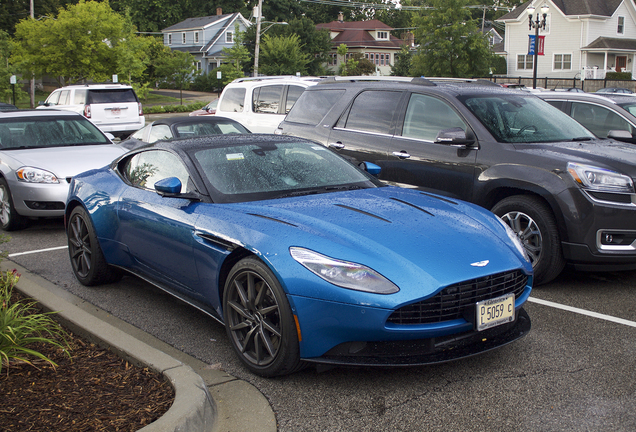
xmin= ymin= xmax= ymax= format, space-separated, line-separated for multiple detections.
xmin=161 ymin=8 xmax=251 ymax=74
xmin=316 ymin=13 xmax=404 ymax=75
xmin=483 ymin=26 xmax=503 ymax=47
xmin=497 ymin=0 xmax=636 ymax=80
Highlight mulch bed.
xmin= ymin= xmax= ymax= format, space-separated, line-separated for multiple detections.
xmin=1 ymin=293 xmax=175 ymax=431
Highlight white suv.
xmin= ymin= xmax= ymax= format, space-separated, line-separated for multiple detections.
xmin=37 ymin=83 xmax=145 ymax=138
xmin=214 ymin=76 xmax=321 ymax=133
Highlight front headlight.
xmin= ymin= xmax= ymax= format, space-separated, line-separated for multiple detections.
xmin=497 ymin=217 xmax=531 ymax=263
xmin=289 ymin=247 xmax=399 ymax=294
xmin=567 ymin=162 xmax=634 ymax=194
xmin=16 ymin=167 xmax=60 ymax=184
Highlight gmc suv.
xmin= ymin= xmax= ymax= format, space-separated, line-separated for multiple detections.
xmin=276 ymin=77 xmax=636 ymax=285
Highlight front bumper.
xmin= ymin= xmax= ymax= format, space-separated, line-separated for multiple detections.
xmin=9 ymin=178 xmax=69 ymax=218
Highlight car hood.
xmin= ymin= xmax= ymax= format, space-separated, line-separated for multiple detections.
xmin=5 ymin=144 xmax=126 ymax=178
xmin=203 ymin=187 xmax=531 ymax=306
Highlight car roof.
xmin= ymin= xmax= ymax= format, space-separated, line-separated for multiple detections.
xmin=537 ymin=92 xmax=619 ymax=104
xmin=145 ymin=133 xmax=312 ymax=154
xmin=0 ymin=108 xmax=85 ymax=119
xmin=151 ymin=115 xmax=243 ymax=127
xmin=226 ymin=76 xmax=323 ymax=88
xmin=53 ymin=83 xmax=134 ymax=90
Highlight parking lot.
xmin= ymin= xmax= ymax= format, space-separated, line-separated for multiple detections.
xmin=3 ymin=218 xmax=635 ymax=431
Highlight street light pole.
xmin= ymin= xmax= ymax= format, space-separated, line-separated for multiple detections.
xmin=253 ymin=0 xmax=263 ymax=77
xmin=527 ymin=4 xmax=549 ymax=89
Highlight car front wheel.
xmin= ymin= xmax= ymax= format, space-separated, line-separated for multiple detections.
xmin=492 ymin=195 xmax=565 ymax=285
xmin=223 ymin=257 xmax=303 ymax=377
xmin=0 ymin=178 xmax=27 ymax=231
xmin=67 ymin=206 xmax=122 ymax=286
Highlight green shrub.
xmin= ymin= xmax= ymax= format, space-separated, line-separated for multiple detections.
xmin=0 ymin=237 xmax=69 ymax=374
xmin=144 ymin=102 xmax=206 ymax=114
xmin=605 ymin=71 xmax=633 ymax=81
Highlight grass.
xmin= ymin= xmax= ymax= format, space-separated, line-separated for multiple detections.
xmin=12 ymin=90 xmax=189 ymax=110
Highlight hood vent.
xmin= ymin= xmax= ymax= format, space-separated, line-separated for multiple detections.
xmin=248 ymin=213 xmax=297 ymax=227
xmin=389 ymin=198 xmax=434 ymax=216
xmin=334 ymin=204 xmax=391 ymax=223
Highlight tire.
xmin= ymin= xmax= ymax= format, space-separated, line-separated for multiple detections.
xmin=223 ymin=257 xmax=303 ymax=377
xmin=67 ymin=206 xmax=122 ymax=286
xmin=492 ymin=195 xmax=565 ymax=285
xmin=0 ymin=177 xmax=27 ymax=231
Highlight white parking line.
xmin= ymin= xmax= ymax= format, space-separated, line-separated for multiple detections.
xmin=528 ymin=296 xmax=636 ymax=328
xmin=8 ymin=246 xmax=68 ymax=257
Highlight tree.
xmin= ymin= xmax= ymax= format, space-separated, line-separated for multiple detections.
xmin=11 ymin=1 xmax=141 ymax=85
xmin=222 ymin=25 xmax=250 ymax=76
xmin=0 ymin=30 xmax=26 ymax=104
xmin=154 ymin=49 xmax=198 ymax=104
xmin=391 ymin=45 xmax=413 ymax=76
xmin=0 ymin=0 xmax=75 ymax=36
xmin=258 ymin=34 xmax=310 ymax=76
xmin=410 ymin=0 xmax=497 ymax=77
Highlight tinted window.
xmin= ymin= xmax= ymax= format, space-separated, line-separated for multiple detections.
xmin=285 ymin=89 xmax=345 ymax=125
xmin=618 ymin=102 xmax=636 ymax=116
xmin=570 ymin=102 xmax=633 ymax=138
xmin=344 ymin=91 xmax=402 ymax=134
xmin=285 ymin=85 xmax=305 ymax=113
xmin=402 ymin=93 xmax=467 ymax=141
xmin=87 ymin=89 xmax=138 ymax=103
xmin=219 ymin=88 xmax=246 ymax=112
xmin=253 ymin=85 xmax=283 ymax=114
xmin=0 ymin=117 xmax=110 ymax=149
xmin=123 ymin=150 xmax=192 ymax=192
xmin=174 ymin=120 xmax=249 ymax=138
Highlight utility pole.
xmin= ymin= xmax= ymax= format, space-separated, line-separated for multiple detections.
xmin=30 ymin=0 xmax=35 ymax=108
xmin=253 ymin=0 xmax=263 ymax=77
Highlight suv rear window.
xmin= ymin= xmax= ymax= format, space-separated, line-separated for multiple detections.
xmin=87 ymin=89 xmax=138 ymax=104
xmin=219 ymin=88 xmax=246 ymax=113
xmin=285 ymin=89 xmax=345 ymax=125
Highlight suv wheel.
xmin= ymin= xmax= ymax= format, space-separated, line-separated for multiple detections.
xmin=492 ymin=195 xmax=565 ymax=285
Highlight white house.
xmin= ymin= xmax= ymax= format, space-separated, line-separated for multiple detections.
xmin=161 ymin=8 xmax=251 ymax=74
xmin=497 ymin=0 xmax=636 ymax=80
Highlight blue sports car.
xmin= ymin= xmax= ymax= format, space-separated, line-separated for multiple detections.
xmin=66 ymin=135 xmax=533 ymax=377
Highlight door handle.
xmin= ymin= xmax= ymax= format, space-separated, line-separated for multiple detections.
xmin=392 ymin=151 xmax=411 ymax=159
xmin=329 ymin=142 xmax=345 ymax=149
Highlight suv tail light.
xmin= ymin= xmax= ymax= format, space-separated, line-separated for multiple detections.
xmin=138 ymin=102 xmax=143 ymax=116
xmin=84 ymin=104 xmax=91 ymax=118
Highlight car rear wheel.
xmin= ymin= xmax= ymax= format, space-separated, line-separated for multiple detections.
xmin=223 ymin=257 xmax=303 ymax=377
xmin=492 ymin=195 xmax=565 ymax=285
xmin=67 ymin=206 xmax=122 ymax=286
xmin=0 ymin=178 xmax=27 ymax=231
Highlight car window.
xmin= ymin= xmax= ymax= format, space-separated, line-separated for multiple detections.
xmin=285 ymin=85 xmax=305 ymax=113
xmin=87 ymin=89 xmax=138 ymax=104
xmin=73 ymin=90 xmax=87 ymax=105
xmin=46 ymin=91 xmax=61 ymax=106
xmin=130 ymin=125 xmax=149 ymax=141
xmin=285 ymin=90 xmax=345 ymax=125
xmin=174 ymin=120 xmax=249 ymax=137
xmin=460 ymin=94 xmax=594 ymax=143
xmin=148 ymin=124 xmax=172 ymax=143
xmin=219 ymin=88 xmax=246 ymax=112
xmin=341 ymin=91 xmax=402 ymax=134
xmin=0 ymin=117 xmax=110 ymax=149
xmin=253 ymin=85 xmax=283 ymax=114
xmin=618 ymin=102 xmax=636 ymax=116
xmin=571 ymin=102 xmax=632 ymax=138
xmin=402 ymin=93 xmax=467 ymax=141
xmin=58 ymin=90 xmax=71 ymax=106
xmin=123 ymin=150 xmax=193 ymax=192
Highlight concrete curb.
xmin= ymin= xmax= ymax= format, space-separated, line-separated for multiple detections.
xmin=3 ymin=261 xmax=277 ymax=432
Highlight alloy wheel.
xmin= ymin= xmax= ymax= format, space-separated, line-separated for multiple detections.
xmin=500 ymin=210 xmax=542 ymax=266
xmin=68 ymin=213 xmax=92 ymax=278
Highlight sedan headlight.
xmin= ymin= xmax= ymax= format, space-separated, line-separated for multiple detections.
xmin=16 ymin=167 xmax=60 ymax=184
xmin=497 ymin=217 xmax=531 ymax=263
xmin=567 ymin=162 xmax=634 ymax=194
xmin=289 ymin=247 xmax=399 ymax=294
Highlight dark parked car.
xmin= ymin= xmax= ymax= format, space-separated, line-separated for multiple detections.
xmin=66 ymin=135 xmax=532 ymax=376
xmin=276 ymin=76 xmax=636 ymax=285
xmin=538 ymin=92 xmax=636 ymax=144
xmin=121 ymin=116 xmax=250 ymax=149
xmin=596 ymin=87 xmax=634 ymax=94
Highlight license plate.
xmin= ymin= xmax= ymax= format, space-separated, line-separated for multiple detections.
xmin=111 ymin=108 xmax=121 ymax=116
xmin=476 ymin=294 xmax=515 ymax=331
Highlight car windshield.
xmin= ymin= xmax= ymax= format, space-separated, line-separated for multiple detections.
xmin=174 ymin=120 xmax=249 ymax=138
xmin=459 ymin=94 xmax=595 ymax=143
xmin=192 ymin=141 xmax=381 ymax=202
xmin=617 ymin=101 xmax=636 ymax=116
xmin=0 ymin=117 xmax=111 ymax=149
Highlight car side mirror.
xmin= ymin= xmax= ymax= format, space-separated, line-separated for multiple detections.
xmin=359 ymin=161 xmax=381 ymax=176
xmin=607 ymin=129 xmax=634 ymax=142
xmin=154 ymin=177 xmax=182 ymax=195
xmin=435 ymin=127 xmax=475 ymax=147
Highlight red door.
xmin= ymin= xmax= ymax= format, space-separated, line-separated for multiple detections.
xmin=617 ymin=56 xmax=627 ymax=72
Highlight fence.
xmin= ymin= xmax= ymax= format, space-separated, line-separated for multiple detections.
xmin=484 ymin=76 xmax=636 ymax=93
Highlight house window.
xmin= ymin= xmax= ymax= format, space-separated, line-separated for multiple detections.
xmin=328 ymin=53 xmax=337 ymax=66
xmin=517 ymin=54 xmax=533 ymax=70
xmin=182 ymin=33 xmax=186 ymax=44
xmin=377 ymin=31 xmax=388 ymax=40
xmin=618 ymin=16 xmax=625 ymax=34
xmin=380 ymin=54 xmax=385 ymax=66
xmin=167 ymin=34 xmax=172 ymax=45
xmin=194 ymin=32 xmax=199 ymax=43
xmin=195 ymin=61 xmax=202 ymax=71
xmin=554 ymin=54 xmax=572 ymax=70
xmin=226 ymin=31 xmax=233 ymax=43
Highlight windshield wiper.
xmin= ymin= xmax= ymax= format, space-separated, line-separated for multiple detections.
xmin=570 ymin=137 xmax=593 ymax=141
xmin=324 ymin=185 xmax=363 ymax=191
xmin=277 ymin=189 xmax=322 ymax=198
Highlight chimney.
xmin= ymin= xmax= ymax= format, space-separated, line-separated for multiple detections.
xmin=216 ymin=7 xmax=222 ymax=15
xmin=338 ymin=11 xmax=344 ymax=22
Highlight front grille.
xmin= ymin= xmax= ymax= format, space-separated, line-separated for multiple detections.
xmin=387 ymin=270 xmax=528 ymax=325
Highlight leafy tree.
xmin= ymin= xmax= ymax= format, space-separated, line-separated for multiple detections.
xmin=259 ymin=34 xmax=310 ymax=76
xmin=337 ymin=44 xmax=350 ymax=75
xmin=11 ymin=1 xmax=141 ymax=85
xmin=347 ymin=53 xmax=376 ymax=76
xmin=222 ymin=24 xmax=251 ymax=76
xmin=410 ymin=0 xmax=497 ymax=77
xmin=391 ymin=45 xmax=414 ymax=76
xmin=0 ymin=0 xmax=75 ymax=36
xmin=154 ymin=49 xmax=198 ymax=104
xmin=0 ymin=30 xmax=26 ymax=104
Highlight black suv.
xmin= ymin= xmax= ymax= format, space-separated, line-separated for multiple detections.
xmin=277 ymin=77 xmax=636 ymax=285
